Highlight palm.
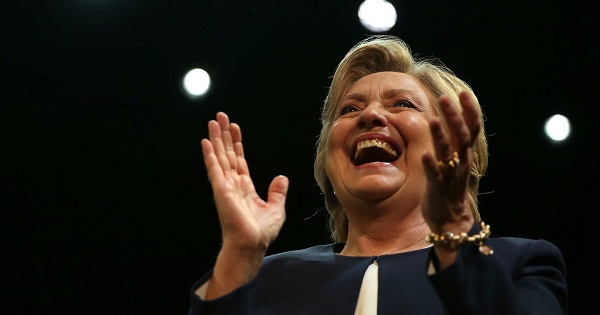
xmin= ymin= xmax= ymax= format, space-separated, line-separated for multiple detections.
xmin=201 ymin=112 xmax=288 ymax=251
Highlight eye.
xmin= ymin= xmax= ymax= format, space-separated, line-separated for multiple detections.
xmin=339 ymin=104 xmax=360 ymax=116
xmin=392 ymin=99 xmax=416 ymax=108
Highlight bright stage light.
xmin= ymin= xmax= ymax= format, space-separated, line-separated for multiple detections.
xmin=358 ymin=0 xmax=397 ymax=33
xmin=182 ymin=68 xmax=211 ymax=100
xmin=544 ymin=114 xmax=571 ymax=142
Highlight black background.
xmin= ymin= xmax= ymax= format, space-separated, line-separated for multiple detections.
xmin=2 ymin=1 xmax=597 ymax=314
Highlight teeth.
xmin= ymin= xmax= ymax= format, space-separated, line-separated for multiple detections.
xmin=354 ymin=139 xmax=398 ymax=160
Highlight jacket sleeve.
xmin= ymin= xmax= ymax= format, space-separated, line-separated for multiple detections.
xmin=427 ymin=226 xmax=569 ymax=315
xmin=187 ymin=269 xmax=255 ymax=315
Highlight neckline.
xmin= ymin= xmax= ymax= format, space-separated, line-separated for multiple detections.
xmin=332 ymin=242 xmax=433 ymax=257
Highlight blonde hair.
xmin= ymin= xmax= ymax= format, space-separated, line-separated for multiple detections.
xmin=313 ymin=35 xmax=488 ymax=242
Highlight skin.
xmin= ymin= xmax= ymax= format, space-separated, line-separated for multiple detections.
xmin=200 ymin=71 xmax=481 ymax=299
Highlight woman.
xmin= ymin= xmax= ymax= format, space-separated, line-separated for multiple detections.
xmin=188 ymin=35 xmax=568 ymax=314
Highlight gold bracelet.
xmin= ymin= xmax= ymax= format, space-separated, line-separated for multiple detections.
xmin=425 ymin=221 xmax=494 ymax=255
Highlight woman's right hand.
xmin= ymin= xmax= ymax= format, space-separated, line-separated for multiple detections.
xmin=200 ymin=112 xmax=288 ymax=298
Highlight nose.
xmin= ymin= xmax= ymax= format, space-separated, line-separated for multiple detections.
xmin=357 ymin=103 xmax=388 ymax=129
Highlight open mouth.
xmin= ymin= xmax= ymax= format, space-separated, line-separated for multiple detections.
xmin=352 ymin=139 xmax=399 ymax=166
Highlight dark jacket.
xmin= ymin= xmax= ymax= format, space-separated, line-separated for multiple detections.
xmin=188 ymin=224 xmax=568 ymax=314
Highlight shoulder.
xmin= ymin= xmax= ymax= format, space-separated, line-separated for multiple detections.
xmin=487 ymin=237 xmax=565 ymax=267
xmin=254 ymin=244 xmax=340 ymax=279
xmin=264 ymin=244 xmax=338 ymax=264
xmin=489 ymin=237 xmax=561 ymax=253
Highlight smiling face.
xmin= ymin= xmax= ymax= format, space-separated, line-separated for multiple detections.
xmin=326 ymin=71 xmax=437 ymax=212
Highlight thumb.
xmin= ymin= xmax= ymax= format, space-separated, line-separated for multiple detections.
xmin=266 ymin=175 xmax=289 ymax=209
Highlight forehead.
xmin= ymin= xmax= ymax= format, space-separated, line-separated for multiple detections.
xmin=346 ymin=71 xmax=432 ymax=102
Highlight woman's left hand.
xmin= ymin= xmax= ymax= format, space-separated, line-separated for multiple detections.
xmin=421 ymin=91 xmax=482 ymax=242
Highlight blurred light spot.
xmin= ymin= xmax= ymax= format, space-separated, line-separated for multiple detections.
xmin=358 ymin=0 xmax=397 ymax=32
xmin=544 ymin=114 xmax=571 ymax=142
xmin=183 ymin=68 xmax=211 ymax=100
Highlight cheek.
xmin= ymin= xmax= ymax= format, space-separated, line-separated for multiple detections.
xmin=403 ymin=114 xmax=430 ymax=136
xmin=325 ymin=152 xmax=342 ymax=193
xmin=401 ymin=114 xmax=434 ymax=151
xmin=327 ymin=121 xmax=348 ymax=151
xmin=326 ymin=122 xmax=349 ymax=183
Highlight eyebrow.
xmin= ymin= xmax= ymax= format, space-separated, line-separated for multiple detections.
xmin=340 ymin=89 xmax=424 ymax=104
xmin=340 ymin=93 xmax=366 ymax=103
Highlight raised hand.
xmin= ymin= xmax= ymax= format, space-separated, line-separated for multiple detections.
xmin=421 ymin=91 xmax=481 ymax=236
xmin=201 ymin=112 xmax=288 ymax=298
xmin=201 ymin=112 xmax=288 ymax=251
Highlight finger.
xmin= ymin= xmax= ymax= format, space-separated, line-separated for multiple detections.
xmin=266 ymin=175 xmax=289 ymax=212
xmin=230 ymin=123 xmax=244 ymax=157
xmin=422 ymin=152 xmax=443 ymax=181
xmin=438 ymin=96 xmax=473 ymax=171
xmin=230 ymin=123 xmax=251 ymax=176
xmin=428 ymin=117 xmax=453 ymax=162
xmin=201 ymin=138 xmax=224 ymax=184
xmin=458 ymin=91 xmax=482 ymax=147
xmin=229 ymin=122 xmax=255 ymax=196
xmin=439 ymin=95 xmax=470 ymax=158
xmin=216 ymin=112 xmax=238 ymax=171
xmin=208 ymin=119 xmax=231 ymax=172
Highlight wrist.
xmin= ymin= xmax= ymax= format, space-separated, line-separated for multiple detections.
xmin=427 ymin=221 xmax=494 ymax=270
xmin=206 ymin=246 xmax=266 ymax=300
xmin=426 ymin=221 xmax=491 ymax=249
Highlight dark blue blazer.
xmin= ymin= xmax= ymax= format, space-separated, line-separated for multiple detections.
xmin=188 ymin=226 xmax=568 ymax=314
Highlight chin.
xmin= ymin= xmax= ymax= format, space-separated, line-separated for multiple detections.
xmin=351 ymin=176 xmax=403 ymax=200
